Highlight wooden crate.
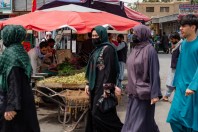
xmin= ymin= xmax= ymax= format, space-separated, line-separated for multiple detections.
xmin=36 ymin=81 xmax=85 ymax=89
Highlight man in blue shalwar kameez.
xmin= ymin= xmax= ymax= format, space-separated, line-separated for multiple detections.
xmin=167 ymin=14 xmax=198 ymax=132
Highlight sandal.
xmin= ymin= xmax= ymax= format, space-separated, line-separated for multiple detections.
xmin=162 ymin=96 xmax=169 ymax=102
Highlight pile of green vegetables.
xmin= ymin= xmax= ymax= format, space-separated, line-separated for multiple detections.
xmin=57 ymin=59 xmax=85 ymax=76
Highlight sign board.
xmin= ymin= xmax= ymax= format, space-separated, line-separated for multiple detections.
xmin=107 ymin=30 xmax=128 ymax=34
xmin=0 ymin=0 xmax=12 ymax=13
xmin=179 ymin=4 xmax=198 ymax=14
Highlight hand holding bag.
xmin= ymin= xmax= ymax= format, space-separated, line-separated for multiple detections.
xmin=96 ymin=83 xmax=118 ymax=113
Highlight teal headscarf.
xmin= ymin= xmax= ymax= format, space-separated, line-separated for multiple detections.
xmin=0 ymin=25 xmax=32 ymax=92
xmin=85 ymin=26 xmax=120 ymax=90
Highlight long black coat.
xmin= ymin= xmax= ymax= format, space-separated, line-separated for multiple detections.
xmin=86 ymin=45 xmax=123 ymax=132
xmin=161 ymin=35 xmax=169 ymax=49
xmin=0 ymin=67 xmax=40 ymax=132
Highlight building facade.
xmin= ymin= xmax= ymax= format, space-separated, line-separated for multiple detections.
xmin=14 ymin=0 xmax=53 ymax=12
xmin=0 ymin=0 xmax=51 ymax=19
xmin=137 ymin=1 xmax=189 ymax=18
xmin=137 ymin=1 xmax=190 ymax=35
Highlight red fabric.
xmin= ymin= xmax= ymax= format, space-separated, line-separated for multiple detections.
xmin=50 ymin=49 xmax=56 ymax=55
xmin=0 ymin=11 xmax=140 ymax=33
xmin=124 ymin=6 xmax=150 ymax=22
xmin=22 ymin=41 xmax=31 ymax=52
xmin=32 ymin=0 xmax=37 ymax=12
xmin=112 ymin=40 xmax=119 ymax=46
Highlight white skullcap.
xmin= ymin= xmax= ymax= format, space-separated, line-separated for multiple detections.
xmin=46 ymin=32 xmax=52 ymax=35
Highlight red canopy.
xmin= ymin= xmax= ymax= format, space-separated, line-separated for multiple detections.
xmin=0 ymin=9 xmax=139 ymax=33
xmin=124 ymin=6 xmax=150 ymax=22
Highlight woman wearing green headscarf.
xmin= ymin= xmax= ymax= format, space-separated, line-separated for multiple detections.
xmin=0 ymin=25 xmax=40 ymax=132
xmin=85 ymin=26 xmax=123 ymax=132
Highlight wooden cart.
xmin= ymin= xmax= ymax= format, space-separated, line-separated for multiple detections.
xmin=34 ymin=80 xmax=89 ymax=132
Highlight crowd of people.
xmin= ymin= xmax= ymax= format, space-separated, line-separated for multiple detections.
xmin=128 ymin=29 xmax=179 ymax=54
xmin=0 ymin=14 xmax=198 ymax=132
xmin=85 ymin=14 xmax=198 ymax=132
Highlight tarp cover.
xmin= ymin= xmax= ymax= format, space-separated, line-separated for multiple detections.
xmin=39 ymin=0 xmax=150 ymax=22
xmin=0 ymin=5 xmax=140 ymax=33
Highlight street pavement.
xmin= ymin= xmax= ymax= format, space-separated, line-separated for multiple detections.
xmin=37 ymin=53 xmax=173 ymax=132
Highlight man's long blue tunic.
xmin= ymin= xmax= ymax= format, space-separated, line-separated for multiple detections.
xmin=167 ymin=37 xmax=198 ymax=131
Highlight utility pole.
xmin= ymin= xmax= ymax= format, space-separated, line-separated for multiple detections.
xmin=26 ymin=0 xmax=27 ymax=11
xmin=12 ymin=0 xmax=14 ymax=11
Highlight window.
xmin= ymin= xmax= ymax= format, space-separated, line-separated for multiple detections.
xmin=160 ymin=7 xmax=169 ymax=12
xmin=146 ymin=7 xmax=154 ymax=12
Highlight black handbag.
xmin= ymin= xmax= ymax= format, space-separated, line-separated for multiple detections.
xmin=96 ymin=83 xmax=118 ymax=113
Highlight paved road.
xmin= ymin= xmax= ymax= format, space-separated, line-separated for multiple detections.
xmin=37 ymin=53 xmax=173 ymax=132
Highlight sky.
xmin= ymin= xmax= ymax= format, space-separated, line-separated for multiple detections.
xmin=121 ymin=0 xmax=142 ymax=4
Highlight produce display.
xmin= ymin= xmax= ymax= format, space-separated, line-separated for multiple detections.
xmin=39 ymin=72 xmax=86 ymax=84
xmin=57 ymin=57 xmax=85 ymax=76
xmin=36 ymin=57 xmax=87 ymax=88
xmin=35 ymin=57 xmax=89 ymax=125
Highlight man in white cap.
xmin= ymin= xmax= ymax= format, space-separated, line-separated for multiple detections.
xmin=41 ymin=31 xmax=52 ymax=42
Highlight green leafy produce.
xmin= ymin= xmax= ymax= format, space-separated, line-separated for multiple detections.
xmin=57 ymin=60 xmax=85 ymax=76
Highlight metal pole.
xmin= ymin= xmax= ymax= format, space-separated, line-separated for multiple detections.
xmin=26 ymin=0 xmax=27 ymax=11
xmin=70 ymin=30 xmax=72 ymax=52
xmin=11 ymin=0 xmax=14 ymax=12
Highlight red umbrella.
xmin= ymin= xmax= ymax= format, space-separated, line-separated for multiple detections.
xmin=124 ymin=6 xmax=150 ymax=22
xmin=0 ymin=8 xmax=139 ymax=33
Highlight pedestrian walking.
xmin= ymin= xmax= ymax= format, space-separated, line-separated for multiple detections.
xmin=162 ymin=32 xmax=182 ymax=101
xmin=161 ymin=32 xmax=169 ymax=53
xmin=127 ymin=29 xmax=134 ymax=52
xmin=117 ymin=34 xmax=128 ymax=89
xmin=121 ymin=25 xmax=162 ymax=132
xmin=85 ymin=26 xmax=123 ymax=132
xmin=0 ymin=25 xmax=40 ymax=132
xmin=167 ymin=14 xmax=198 ymax=132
